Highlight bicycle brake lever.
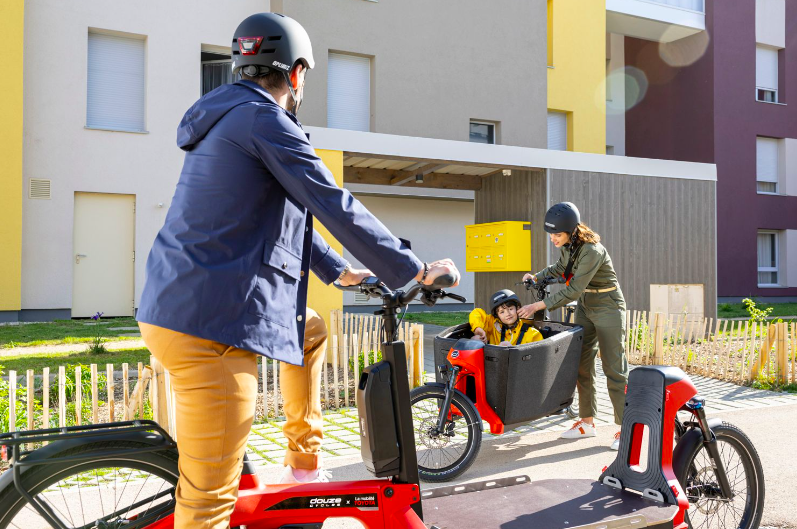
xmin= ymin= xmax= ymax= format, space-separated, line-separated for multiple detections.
xmin=444 ymin=292 xmax=467 ymax=303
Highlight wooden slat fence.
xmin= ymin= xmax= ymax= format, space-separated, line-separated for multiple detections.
xmin=2 ymin=311 xmax=424 ymax=437
xmin=626 ymin=311 xmax=795 ymax=385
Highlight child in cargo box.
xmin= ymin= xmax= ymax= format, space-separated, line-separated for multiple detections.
xmin=470 ymin=289 xmax=543 ymax=346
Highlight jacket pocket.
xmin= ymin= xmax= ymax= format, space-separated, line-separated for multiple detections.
xmin=247 ymin=241 xmax=302 ymax=327
xmin=262 ymin=241 xmax=303 ymax=281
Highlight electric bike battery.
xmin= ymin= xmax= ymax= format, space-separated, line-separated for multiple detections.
xmin=434 ymin=322 xmax=582 ymax=425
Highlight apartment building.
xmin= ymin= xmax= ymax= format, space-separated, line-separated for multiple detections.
xmin=617 ymin=0 xmax=797 ymax=301
xmin=1 ymin=0 xmax=720 ymax=323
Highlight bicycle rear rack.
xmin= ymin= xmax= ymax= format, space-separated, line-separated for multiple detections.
xmin=1 ymin=421 xmax=177 ymax=529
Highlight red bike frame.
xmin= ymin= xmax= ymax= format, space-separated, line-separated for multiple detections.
xmin=146 ymin=479 xmax=424 ymax=529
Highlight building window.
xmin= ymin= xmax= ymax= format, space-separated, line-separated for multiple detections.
xmin=756 ymin=45 xmax=779 ymax=102
xmin=201 ymin=50 xmax=236 ymax=96
xmin=469 ymin=121 xmax=495 ymax=144
xmin=756 ymin=136 xmax=779 ymax=193
xmin=328 ymin=52 xmax=371 ymax=132
xmin=87 ymin=30 xmax=146 ymax=132
xmin=757 ymin=231 xmax=779 ymax=285
xmin=547 ymin=111 xmax=567 ymax=151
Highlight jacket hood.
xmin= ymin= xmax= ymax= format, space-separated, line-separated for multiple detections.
xmin=176 ymin=81 xmax=276 ymax=151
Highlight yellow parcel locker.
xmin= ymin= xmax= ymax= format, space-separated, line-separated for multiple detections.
xmin=465 ymin=221 xmax=531 ymax=272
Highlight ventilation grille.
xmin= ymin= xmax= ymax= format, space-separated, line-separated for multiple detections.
xmin=29 ymin=179 xmax=51 ymax=200
xmin=354 ymin=292 xmax=369 ymax=305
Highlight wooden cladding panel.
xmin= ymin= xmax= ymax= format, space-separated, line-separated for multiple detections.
xmin=549 ymin=170 xmax=717 ymax=320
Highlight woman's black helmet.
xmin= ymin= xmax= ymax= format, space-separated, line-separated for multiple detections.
xmin=544 ymin=202 xmax=580 ymax=234
xmin=490 ymin=289 xmax=521 ymax=317
xmin=231 ymin=13 xmax=315 ymax=78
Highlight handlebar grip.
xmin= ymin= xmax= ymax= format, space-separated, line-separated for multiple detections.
xmin=446 ymin=293 xmax=467 ymax=303
xmin=428 ymin=272 xmax=457 ymax=290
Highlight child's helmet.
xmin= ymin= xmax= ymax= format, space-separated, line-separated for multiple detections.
xmin=490 ymin=289 xmax=521 ymax=316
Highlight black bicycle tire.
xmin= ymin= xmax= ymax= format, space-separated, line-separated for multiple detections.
xmin=410 ymin=385 xmax=482 ymax=483
xmin=674 ymin=422 xmax=765 ymax=529
xmin=0 ymin=440 xmax=179 ymax=529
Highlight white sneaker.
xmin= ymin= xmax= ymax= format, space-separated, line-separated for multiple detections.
xmin=278 ymin=465 xmax=332 ymax=484
xmin=560 ymin=420 xmax=597 ymax=439
xmin=610 ymin=431 xmax=621 ymax=451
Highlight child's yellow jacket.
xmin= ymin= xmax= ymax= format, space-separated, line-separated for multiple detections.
xmin=468 ymin=309 xmax=543 ymax=346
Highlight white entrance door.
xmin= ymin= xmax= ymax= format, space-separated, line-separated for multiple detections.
xmin=72 ymin=192 xmax=135 ymax=317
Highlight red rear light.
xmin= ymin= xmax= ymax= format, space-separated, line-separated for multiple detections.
xmin=1 ymin=445 xmax=7 ymax=462
xmin=238 ymin=36 xmax=263 ymax=55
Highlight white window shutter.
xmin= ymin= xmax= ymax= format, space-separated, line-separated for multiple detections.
xmin=547 ymin=112 xmax=567 ymax=151
xmin=87 ymin=32 xmax=146 ymax=131
xmin=756 ymin=45 xmax=778 ymax=90
xmin=756 ymin=137 xmax=779 ymax=183
xmin=327 ymin=53 xmax=371 ymax=132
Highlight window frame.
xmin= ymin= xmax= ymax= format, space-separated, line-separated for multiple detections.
xmin=86 ymin=29 xmax=148 ymax=134
xmin=757 ymin=230 xmax=780 ymax=287
xmin=756 ymin=136 xmax=780 ymax=195
xmin=469 ymin=120 xmax=497 ymax=145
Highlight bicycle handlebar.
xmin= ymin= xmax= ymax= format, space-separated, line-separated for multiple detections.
xmin=333 ymin=272 xmax=465 ymax=308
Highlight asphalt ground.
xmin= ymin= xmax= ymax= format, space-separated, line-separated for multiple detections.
xmin=256 ymin=401 xmax=797 ymax=529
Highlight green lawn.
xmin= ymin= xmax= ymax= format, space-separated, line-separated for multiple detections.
xmin=0 ymin=318 xmax=140 ymax=348
xmin=400 ymin=311 xmax=469 ymax=327
xmin=0 ymin=347 xmax=152 ymax=373
xmin=717 ymin=302 xmax=797 ymax=319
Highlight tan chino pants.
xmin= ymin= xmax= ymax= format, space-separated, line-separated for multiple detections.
xmin=139 ymin=308 xmax=327 ymax=529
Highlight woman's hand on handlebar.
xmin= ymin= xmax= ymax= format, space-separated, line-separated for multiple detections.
xmin=522 ymin=273 xmax=537 ymax=284
xmin=518 ymin=301 xmax=545 ymax=319
xmin=415 ymin=259 xmax=461 ymax=287
xmin=339 ymin=267 xmax=374 ymax=287
xmin=472 ymin=327 xmax=488 ymax=344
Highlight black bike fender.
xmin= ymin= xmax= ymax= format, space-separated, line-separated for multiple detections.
xmin=672 ymin=417 xmax=723 ymax=482
xmin=417 ymin=383 xmax=483 ymax=432
xmin=0 ymin=430 xmax=176 ymax=491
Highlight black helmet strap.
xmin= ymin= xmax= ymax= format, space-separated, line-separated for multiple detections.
xmin=283 ymin=69 xmax=303 ymax=116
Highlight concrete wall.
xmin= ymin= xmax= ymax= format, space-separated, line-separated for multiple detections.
xmin=547 ymin=0 xmax=607 ymax=154
xmin=20 ymin=0 xmax=271 ymax=315
xmin=280 ymin=0 xmax=548 ymax=149
xmin=342 ymin=194 xmax=475 ymax=309
xmin=0 ymin=0 xmax=24 ymax=316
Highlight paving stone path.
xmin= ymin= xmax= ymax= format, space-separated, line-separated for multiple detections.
xmin=249 ymin=323 xmax=797 ymax=466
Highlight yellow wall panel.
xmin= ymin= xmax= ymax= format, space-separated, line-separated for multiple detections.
xmin=0 ymin=0 xmax=24 ymax=311
xmin=547 ymin=0 xmax=606 ymax=154
xmin=307 ymin=149 xmax=344 ymax=332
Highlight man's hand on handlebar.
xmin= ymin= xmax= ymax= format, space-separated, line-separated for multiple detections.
xmin=518 ymin=301 xmax=546 ymax=319
xmin=339 ymin=267 xmax=374 ymax=287
xmin=415 ymin=259 xmax=461 ymax=288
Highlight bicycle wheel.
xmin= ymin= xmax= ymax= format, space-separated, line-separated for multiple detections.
xmin=410 ymin=385 xmax=482 ymax=482
xmin=0 ymin=440 xmax=179 ymax=529
xmin=674 ymin=423 xmax=765 ymax=529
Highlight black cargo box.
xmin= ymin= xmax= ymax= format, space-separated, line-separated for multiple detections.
xmin=433 ymin=322 xmax=583 ymax=426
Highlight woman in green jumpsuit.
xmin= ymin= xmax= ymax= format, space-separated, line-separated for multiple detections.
xmin=518 ymin=202 xmax=628 ymax=450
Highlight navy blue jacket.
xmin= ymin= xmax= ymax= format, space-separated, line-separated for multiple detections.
xmin=137 ymin=81 xmax=421 ymax=365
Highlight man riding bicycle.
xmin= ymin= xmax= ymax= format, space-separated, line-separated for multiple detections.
xmin=136 ymin=13 xmax=459 ymax=529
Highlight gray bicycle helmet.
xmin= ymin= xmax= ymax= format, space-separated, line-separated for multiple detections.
xmin=231 ymin=13 xmax=314 ymax=112
xmin=543 ymin=202 xmax=581 ymax=234
xmin=490 ymin=289 xmax=521 ymax=317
